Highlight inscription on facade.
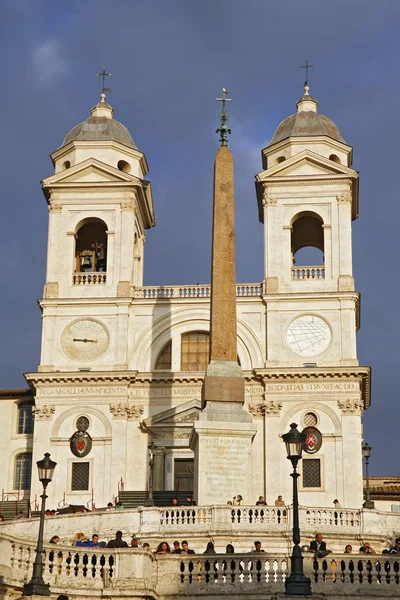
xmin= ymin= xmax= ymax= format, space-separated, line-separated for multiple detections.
xmin=265 ymin=382 xmax=358 ymax=392
xmin=38 ymin=387 xmax=127 ymax=396
xmin=199 ymin=436 xmax=252 ymax=502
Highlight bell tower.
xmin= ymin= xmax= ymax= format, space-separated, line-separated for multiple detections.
xmin=256 ymin=84 xmax=359 ymax=368
xmin=253 ymin=84 xmax=370 ymax=509
xmin=38 ymin=93 xmax=155 ymax=372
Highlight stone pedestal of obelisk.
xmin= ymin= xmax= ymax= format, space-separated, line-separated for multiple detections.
xmin=190 ymin=111 xmax=256 ymax=505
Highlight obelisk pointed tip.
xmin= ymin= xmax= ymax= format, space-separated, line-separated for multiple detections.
xmin=216 ymin=88 xmax=232 ymax=147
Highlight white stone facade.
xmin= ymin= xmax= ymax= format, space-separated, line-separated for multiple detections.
xmin=0 ymin=89 xmax=373 ymax=513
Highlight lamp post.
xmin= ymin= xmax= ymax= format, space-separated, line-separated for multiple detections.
xmin=362 ymin=442 xmax=375 ymax=509
xmin=282 ymin=423 xmax=312 ymax=596
xmin=23 ymin=453 xmax=57 ymax=596
xmin=144 ymin=441 xmax=155 ymax=507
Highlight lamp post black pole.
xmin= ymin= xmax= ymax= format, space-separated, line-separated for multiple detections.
xmin=362 ymin=442 xmax=375 ymax=509
xmin=282 ymin=423 xmax=312 ymax=596
xmin=285 ymin=459 xmax=312 ymax=596
xmin=23 ymin=452 xmax=56 ymax=597
xmin=23 ymin=483 xmax=50 ymax=596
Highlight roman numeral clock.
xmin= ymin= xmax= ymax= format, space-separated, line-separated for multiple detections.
xmin=61 ymin=319 xmax=109 ymax=362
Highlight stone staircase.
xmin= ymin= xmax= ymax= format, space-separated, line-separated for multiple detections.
xmin=119 ymin=490 xmax=193 ymax=508
xmin=0 ymin=499 xmax=30 ymax=520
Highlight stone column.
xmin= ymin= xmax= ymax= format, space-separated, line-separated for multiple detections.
xmin=153 ymin=446 xmax=165 ymax=491
xmin=338 ymin=399 xmax=364 ymax=507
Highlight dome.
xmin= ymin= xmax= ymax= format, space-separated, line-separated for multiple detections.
xmin=269 ymin=86 xmax=346 ymax=147
xmin=61 ymin=95 xmax=137 ymax=150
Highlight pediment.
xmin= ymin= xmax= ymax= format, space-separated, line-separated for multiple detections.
xmin=141 ymin=398 xmax=201 ymax=429
xmin=42 ymin=158 xmax=139 ymax=186
xmin=257 ymin=150 xmax=356 ymax=181
xmin=277 ymin=158 xmax=336 ymax=177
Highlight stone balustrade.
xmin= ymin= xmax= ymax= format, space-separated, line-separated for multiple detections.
xmin=73 ymin=272 xmax=107 ymax=285
xmin=2 ymin=505 xmax=397 ymax=548
xmin=133 ymin=283 xmax=263 ymax=299
xmin=292 ymin=266 xmax=325 ymax=280
xmin=1 ymin=533 xmax=399 ymax=599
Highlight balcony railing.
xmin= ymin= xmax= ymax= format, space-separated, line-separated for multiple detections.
xmin=73 ymin=272 xmax=107 ymax=285
xmin=2 ymin=534 xmax=399 ymax=597
xmin=292 ymin=266 xmax=325 ymax=280
xmin=133 ymin=283 xmax=263 ymax=299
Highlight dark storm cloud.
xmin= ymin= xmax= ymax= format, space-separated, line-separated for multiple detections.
xmin=0 ymin=0 xmax=399 ymax=475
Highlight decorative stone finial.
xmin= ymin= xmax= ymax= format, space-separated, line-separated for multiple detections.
xmin=216 ymin=88 xmax=232 ymax=146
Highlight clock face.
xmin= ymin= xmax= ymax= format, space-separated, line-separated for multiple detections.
xmin=286 ymin=315 xmax=331 ymax=357
xmin=61 ymin=319 xmax=109 ymax=362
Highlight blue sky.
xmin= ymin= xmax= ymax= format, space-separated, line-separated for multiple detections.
xmin=0 ymin=0 xmax=399 ymax=475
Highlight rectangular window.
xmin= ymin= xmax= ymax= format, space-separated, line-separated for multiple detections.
xmin=14 ymin=453 xmax=32 ymax=490
xmin=302 ymin=459 xmax=321 ymax=488
xmin=71 ymin=462 xmax=90 ymax=491
xmin=181 ymin=332 xmax=210 ymax=371
xmin=18 ymin=402 xmax=34 ymax=434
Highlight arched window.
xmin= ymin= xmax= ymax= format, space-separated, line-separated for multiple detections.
xmin=329 ymin=154 xmax=341 ymax=164
xmin=275 ymin=156 xmax=286 ymax=164
xmin=13 ymin=453 xmax=32 ymax=490
xmin=17 ymin=401 xmax=34 ymax=434
xmin=155 ymin=341 xmax=172 ymax=370
xmin=75 ymin=219 xmax=108 ymax=273
xmin=291 ymin=212 xmax=324 ymax=267
xmin=181 ymin=332 xmax=209 ymax=371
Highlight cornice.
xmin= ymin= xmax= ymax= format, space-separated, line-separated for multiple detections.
xmin=253 ymin=366 xmax=371 ymax=409
xmin=24 ymin=371 xmax=138 ymax=391
xmin=23 ymin=366 xmax=371 ymax=408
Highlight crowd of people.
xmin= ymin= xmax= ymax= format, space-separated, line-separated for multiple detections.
xmin=46 ymin=531 xmax=400 ymax=556
xmin=307 ymin=533 xmax=400 ymax=556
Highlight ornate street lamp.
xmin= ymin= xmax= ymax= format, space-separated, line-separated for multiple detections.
xmin=144 ymin=441 xmax=155 ymax=507
xmin=362 ymin=442 xmax=375 ymax=509
xmin=23 ymin=453 xmax=57 ymax=596
xmin=282 ymin=423 xmax=312 ymax=596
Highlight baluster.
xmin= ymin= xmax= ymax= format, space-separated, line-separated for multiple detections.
xmin=180 ymin=560 xmax=185 ymax=583
xmin=330 ymin=559 xmax=337 ymax=583
xmin=366 ymin=559 xmax=372 ymax=584
xmin=384 ymin=560 xmax=391 ymax=584
xmin=349 ymin=559 xmax=354 ymax=583
xmin=48 ymin=548 xmax=54 ymax=574
xmin=187 ymin=559 xmax=193 ymax=584
xmin=394 ymin=560 xmax=400 ymax=585
xmin=281 ymin=559 xmax=287 ymax=582
xmin=205 ymin=560 xmax=210 ymax=583
xmin=74 ymin=551 xmax=80 ymax=577
xmin=66 ymin=551 xmax=71 ymax=576
xmin=213 ymin=559 xmax=218 ymax=583
xmin=265 ymin=559 xmax=270 ymax=583
xmin=230 ymin=559 xmax=236 ymax=583
xmin=82 ymin=553 xmax=88 ymax=578
xmin=375 ymin=560 xmax=381 ymax=584
xmin=313 ymin=558 xmax=319 ymax=583
xmin=272 ymin=559 xmax=278 ymax=583
xmin=221 ymin=559 xmax=227 ymax=584
xmin=109 ymin=554 xmax=115 ymax=578
xmin=357 ymin=559 xmax=363 ymax=583
xmin=256 ymin=559 xmax=262 ymax=583
xmin=340 ymin=559 xmax=346 ymax=583
xmin=238 ymin=559 xmax=244 ymax=583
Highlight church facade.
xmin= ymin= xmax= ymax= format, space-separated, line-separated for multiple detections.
xmin=0 ymin=86 xmax=371 ymax=511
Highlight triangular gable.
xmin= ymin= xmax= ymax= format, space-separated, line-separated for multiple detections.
xmin=42 ymin=158 xmax=140 ymax=186
xmin=257 ymin=150 xmax=356 ymax=180
xmin=141 ymin=398 xmax=201 ymax=428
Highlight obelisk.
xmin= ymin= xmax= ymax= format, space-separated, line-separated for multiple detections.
xmin=190 ymin=91 xmax=256 ymax=505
